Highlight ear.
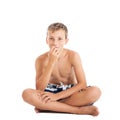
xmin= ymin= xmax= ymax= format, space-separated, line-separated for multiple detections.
xmin=65 ymin=39 xmax=69 ymax=44
xmin=46 ymin=38 xmax=48 ymax=44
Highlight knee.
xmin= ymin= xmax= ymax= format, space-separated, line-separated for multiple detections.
xmin=87 ymin=86 xmax=102 ymax=103
xmin=22 ymin=88 xmax=33 ymax=102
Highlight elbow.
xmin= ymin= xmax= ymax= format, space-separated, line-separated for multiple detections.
xmin=36 ymin=84 xmax=43 ymax=91
xmin=36 ymin=82 xmax=46 ymax=91
xmin=36 ymin=86 xmax=45 ymax=91
xmin=77 ymin=82 xmax=87 ymax=90
xmin=35 ymin=81 xmax=39 ymax=90
xmin=82 ymin=80 xmax=87 ymax=88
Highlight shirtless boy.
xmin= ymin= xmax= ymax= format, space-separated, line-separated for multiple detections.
xmin=22 ymin=22 xmax=101 ymax=116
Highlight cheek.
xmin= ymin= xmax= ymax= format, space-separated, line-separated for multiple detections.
xmin=60 ymin=41 xmax=66 ymax=45
xmin=46 ymin=39 xmax=49 ymax=44
xmin=46 ymin=40 xmax=52 ymax=45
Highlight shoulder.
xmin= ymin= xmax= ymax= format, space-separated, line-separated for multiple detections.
xmin=35 ymin=52 xmax=48 ymax=66
xmin=66 ymin=49 xmax=82 ymax=64
xmin=66 ymin=49 xmax=81 ymax=59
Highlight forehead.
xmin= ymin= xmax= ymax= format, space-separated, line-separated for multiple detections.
xmin=47 ymin=29 xmax=66 ymax=37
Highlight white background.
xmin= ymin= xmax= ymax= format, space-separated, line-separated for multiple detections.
xmin=0 ymin=0 xmax=120 ymax=120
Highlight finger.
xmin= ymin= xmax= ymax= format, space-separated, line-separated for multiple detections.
xmin=50 ymin=46 xmax=56 ymax=53
xmin=43 ymin=96 xmax=51 ymax=103
xmin=41 ymin=93 xmax=51 ymax=102
xmin=53 ymin=48 xmax=61 ymax=56
xmin=52 ymin=48 xmax=58 ymax=55
xmin=41 ymin=93 xmax=47 ymax=100
xmin=41 ymin=95 xmax=51 ymax=103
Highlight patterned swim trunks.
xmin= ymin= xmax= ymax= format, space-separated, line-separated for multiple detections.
xmin=45 ymin=83 xmax=74 ymax=93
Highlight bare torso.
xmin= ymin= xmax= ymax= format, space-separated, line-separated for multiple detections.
xmin=37 ymin=49 xmax=77 ymax=85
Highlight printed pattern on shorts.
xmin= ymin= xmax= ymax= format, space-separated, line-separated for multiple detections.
xmin=45 ymin=83 xmax=74 ymax=93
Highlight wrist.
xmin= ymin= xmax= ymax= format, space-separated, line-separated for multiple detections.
xmin=48 ymin=59 xmax=56 ymax=67
xmin=55 ymin=93 xmax=62 ymax=100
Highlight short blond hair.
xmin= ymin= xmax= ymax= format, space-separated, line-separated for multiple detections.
xmin=47 ymin=22 xmax=68 ymax=38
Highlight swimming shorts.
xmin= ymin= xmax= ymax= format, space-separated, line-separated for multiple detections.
xmin=45 ymin=83 xmax=74 ymax=93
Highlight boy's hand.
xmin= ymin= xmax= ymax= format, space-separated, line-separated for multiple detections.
xmin=40 ymin=92 xmax=59 ymax=103
xmin=48 ymin=46 xmax=62 ymax=63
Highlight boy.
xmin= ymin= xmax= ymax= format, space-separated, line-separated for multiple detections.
xmin=22 ymin=22 xmax=101 ymax=116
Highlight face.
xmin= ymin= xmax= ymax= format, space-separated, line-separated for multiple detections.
xmin=46 ymin=29 xmax=68 ymax=50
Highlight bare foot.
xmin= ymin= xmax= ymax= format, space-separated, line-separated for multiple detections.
xmin=78 ymin=106 xmax=99 ymax=116
xmin=34 ymin=107 xmax=41 ymax=113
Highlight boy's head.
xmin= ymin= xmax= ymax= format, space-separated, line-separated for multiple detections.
xmin=46 ymin=22 xmax=69 ymax=50
xmin=47 ymin=22 xmax=68 ymax=39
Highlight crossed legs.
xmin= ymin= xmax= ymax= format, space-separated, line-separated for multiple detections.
xmin=22 ymin=86 xmax=101 ymax=116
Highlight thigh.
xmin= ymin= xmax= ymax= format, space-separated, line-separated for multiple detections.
xmin=59 ymin=86 xmax=94 ymax=106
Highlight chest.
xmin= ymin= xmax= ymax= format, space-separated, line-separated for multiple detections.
xmin=52 ymin=58 xmax=72 ymax=78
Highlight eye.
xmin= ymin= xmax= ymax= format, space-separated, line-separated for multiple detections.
xmin=49 ymin=37 xmax=54 ymax=41
xmin=58 ymin=37 xmax=63 ymax=41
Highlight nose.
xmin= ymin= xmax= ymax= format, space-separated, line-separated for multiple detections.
xmin=53 ymin=40 xmax=58 ymax=46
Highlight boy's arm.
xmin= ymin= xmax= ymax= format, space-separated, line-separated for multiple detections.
xmin=35 ymin=57 xmax=55 ymax=91
xmin=55 ymin=52 xmax=87 ymax=100
xmin=35 ymin=47 xmax=61 ymax=91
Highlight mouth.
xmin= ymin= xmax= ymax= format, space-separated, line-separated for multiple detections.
xmin=52 ymin=46 xmax=59 ymax=48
